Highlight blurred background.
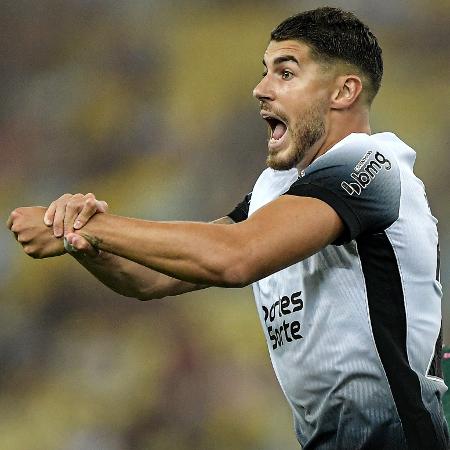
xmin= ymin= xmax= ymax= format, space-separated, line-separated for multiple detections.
xmin=0 ymin=1 xmax=449 ymax=449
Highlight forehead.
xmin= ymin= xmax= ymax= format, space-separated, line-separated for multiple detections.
xmin=263 ymin=39 xmax=314 ymax=64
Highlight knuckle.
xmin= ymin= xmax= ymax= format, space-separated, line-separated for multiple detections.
xmin=54 ymin=201 xmax=66 ymax=210
xmin=79 ymin=241 xmax=89 ymax=251
xmin=17 ymin=232 xmax=29 ymax=243
xmin=24 ymin=245 xmax=34 ymax=256
xmin=85 ymin=197 xmax=96 ymax=208
xmin=28 ymin=245 xmax=43 ymax=259
xmin=66 ymin=199 xmax=79 ymax=209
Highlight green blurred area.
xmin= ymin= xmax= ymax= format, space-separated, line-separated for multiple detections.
xmin=0 ymin=1 xmax=449 ymax=449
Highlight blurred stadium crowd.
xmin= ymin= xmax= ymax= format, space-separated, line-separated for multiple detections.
xmin=0 ymin=1 xmax=449 ymax=449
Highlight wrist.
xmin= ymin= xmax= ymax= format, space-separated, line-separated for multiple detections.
xmin=64 ymin=235 xmax=102 ymax=259
xmin=74 ymin=213 xmax=106 ymax=250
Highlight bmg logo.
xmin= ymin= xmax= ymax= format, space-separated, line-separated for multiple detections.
xmin=341 ymin=151 xmax=391 ymax=196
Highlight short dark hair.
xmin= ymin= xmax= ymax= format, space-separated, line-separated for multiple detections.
xmin=271 ymin=7 xmax=383 ymax=104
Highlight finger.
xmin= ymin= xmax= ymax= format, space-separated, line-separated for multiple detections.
xmin=6 ymin=210 xmax=20 ymax=230
xmin=73 ymin=198 xmax=105 ymax=230
xmin=6 ymin=214 xmax=14 ymax=230
xmin=63 ymin=194 xmax=85 ymax=235
xmin=73 ymin=195 xmax=97 ymax=229
xmin=66 ymin=233 xmax=98 ymax=257
xmin=53 ymin=204 xmax=67 ymax=237
xmin=44 ymin=201 xmax=57 ymax=226
xmin=51 ymin=194 xmax=72 ymax=237
xmin=17 ymin=233 xmax=29 ymax=244
xmin=97 ymin=200 xmax=108 ymax=213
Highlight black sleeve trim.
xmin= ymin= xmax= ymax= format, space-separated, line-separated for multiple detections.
xmin=227 ymin=192 xmax=251 ymax=223
xmin=284 ymin=183 xmax=361 ymax=245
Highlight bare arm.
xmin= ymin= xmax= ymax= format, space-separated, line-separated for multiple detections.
xmin=7 ymin=202 xmax=235 ymax=300
xmin=71 ymin=195 xmax=344 ymax=287
xmin=69 ymin=216 xmax=234 ymax=300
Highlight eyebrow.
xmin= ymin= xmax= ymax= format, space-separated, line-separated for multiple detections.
xmin=262 ymin=55 xmax=300 ymax=67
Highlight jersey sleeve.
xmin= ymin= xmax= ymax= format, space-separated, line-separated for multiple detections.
xmin=284 ymin=136 xmax=401 ymax=244
xmin=227 ymin=192 xmax=252 ymax=223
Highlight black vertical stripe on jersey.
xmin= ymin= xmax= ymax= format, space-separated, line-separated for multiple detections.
xmin=436 ymin=242 xmax=441 ymax=282
xmin=357 ymin=232 xmax=440 ymax=450
xmin=428 ymin=323 xmax=443 ymax=378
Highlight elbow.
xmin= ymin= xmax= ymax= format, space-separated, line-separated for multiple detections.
xmin=134 ymin=292 xmax=166 ymax=302
xmin=218 ymin=257 xmax=254 ymax=288
xmin=134 ymin=288 xmax=167 ymax=302
xmin=134 ymin=293 xmax=156 ymax=301
xmin=120 ymin=290 xmax=155 ymax=302
xmin=118 ymin=283 xmax=165 ymax=302
xmin=208 ymin=238 xmax=256 ymax=288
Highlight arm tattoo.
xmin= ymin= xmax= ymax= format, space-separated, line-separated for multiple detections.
xmin=79 ymin=232 xmax=103 ymax=249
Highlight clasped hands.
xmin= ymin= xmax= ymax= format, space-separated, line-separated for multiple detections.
xmin=6 ymin=193 xmax=108 ymax=259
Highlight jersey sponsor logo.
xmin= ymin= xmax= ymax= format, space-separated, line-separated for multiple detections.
xmin=354 ymin=149 xmax=375 ymax=172
xmin=261 ymin=291 xmax=303 ymax=350
xmin=341 ymin=151 xmax=392 ymax=196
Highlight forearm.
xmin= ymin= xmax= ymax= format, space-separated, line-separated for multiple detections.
xmin=70 ymin=250 xmax=207 ymax=300
xmin=75 ymin=214 xmax=242 ymax=287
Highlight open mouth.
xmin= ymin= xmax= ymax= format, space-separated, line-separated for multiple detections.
xmin=261 ymin=113 xmax=288 ymax=142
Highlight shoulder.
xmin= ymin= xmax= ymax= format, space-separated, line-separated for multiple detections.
xmin=306 ymin=133 xmax=395 ymax=175
xmin=297 ymin=133 xmax=399 ymax=194
xmin=285 ymin=133 xmax=401 ymax=244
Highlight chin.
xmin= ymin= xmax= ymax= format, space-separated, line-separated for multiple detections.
xmin=266 ymin=156 xmax=297 ymax=171
xmin=266 ymin=146 xmax=300 ymax=170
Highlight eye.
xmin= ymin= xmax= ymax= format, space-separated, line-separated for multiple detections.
xmin=281 ymin=70 xmax=293 ymax=80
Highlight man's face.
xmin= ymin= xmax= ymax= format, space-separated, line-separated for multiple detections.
xmin=253 ymin=40 xmax=333 ymax=170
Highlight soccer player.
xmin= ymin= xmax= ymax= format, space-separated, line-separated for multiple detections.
xmin=7 ymin=7 xmax=449 ymax=449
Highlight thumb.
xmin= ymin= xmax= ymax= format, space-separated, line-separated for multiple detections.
xmin=96 ymin=200 xmax=108 ymax=213
xmin=66 ymin=233 xmax=99 ymax=257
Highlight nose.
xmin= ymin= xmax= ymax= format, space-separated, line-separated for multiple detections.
xmin=253 ymin=76 xmax=275 ymax=102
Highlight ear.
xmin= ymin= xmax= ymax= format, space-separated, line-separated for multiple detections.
xmin=330 ymin=75 xmax=363 ymax=110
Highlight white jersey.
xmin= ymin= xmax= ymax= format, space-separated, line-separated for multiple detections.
xmin=228 ymin=132 xmax=449 ymax=449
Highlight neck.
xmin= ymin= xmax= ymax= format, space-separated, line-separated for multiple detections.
xmin=298 ymin=108 xmax=371 ymax=170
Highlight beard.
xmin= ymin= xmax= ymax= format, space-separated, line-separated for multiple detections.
xmin=266 ymin=103 xmax=326 ymax=171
